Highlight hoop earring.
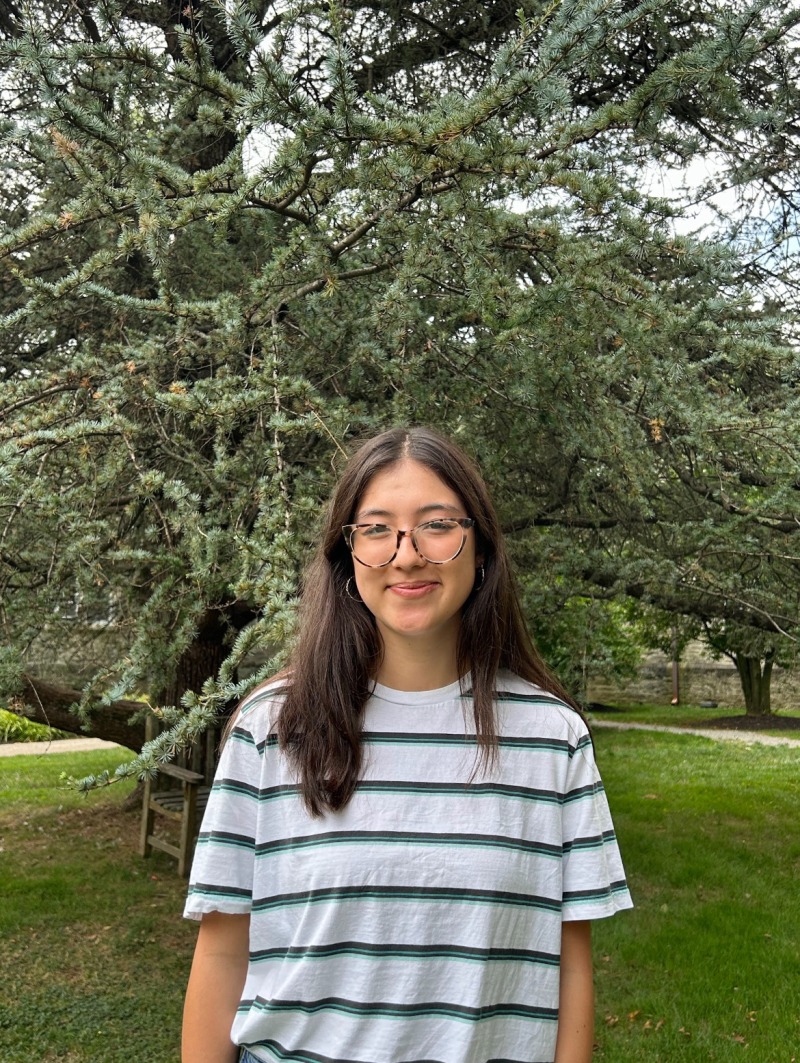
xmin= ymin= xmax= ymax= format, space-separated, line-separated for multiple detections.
xmin=474 ymin=564 xmax=485 ymax=591
xmin=345 ymin=577 xmax=363 ymax=602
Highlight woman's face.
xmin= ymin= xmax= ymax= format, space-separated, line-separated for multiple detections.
xmin=350 ymin=459 xmax=481 ymax=656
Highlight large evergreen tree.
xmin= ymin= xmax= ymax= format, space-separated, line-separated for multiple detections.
xmin=1 ymin=0 xmax=799 ymax=775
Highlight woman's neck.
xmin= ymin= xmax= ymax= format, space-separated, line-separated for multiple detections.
xmin=375 ymin=629 xmax=461 ymax=692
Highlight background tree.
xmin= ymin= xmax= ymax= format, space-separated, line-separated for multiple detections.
xmin=699 ymin=619 xmax=794 ymax=716
xmin=627 ymin=602 xmax=797 ymax=716
xmin=1 ymin=0 xmax=799 ymax=779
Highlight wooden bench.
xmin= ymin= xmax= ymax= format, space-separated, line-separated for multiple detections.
xmin=139 ymin=721 xmax=219 ymax=877
xmin=139 ymin=764 xmax=211 ymax=877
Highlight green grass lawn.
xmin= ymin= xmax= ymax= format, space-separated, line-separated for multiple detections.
xmin=1 ymin=736 xmax=798 ymax=1062
xmin=0 ymin=749 xmax=195 ymax=1063
xmin=592 ymin=731 xmax=800 ymax=1061
xmin=587 ymin=700 xmax=800 ymax=738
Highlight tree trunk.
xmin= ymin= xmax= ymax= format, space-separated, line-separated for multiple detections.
xmin=152 ymin=615 xmax=232 ymax=775
xmin=14 ymin=675 xmax=146 ymax=748
xmin=158 ymin=626 xmax=227 ymax=710
xmin=11 ymin=607 xmax=253 ymax=749
xmin=733 ymin=652 xmax=775 ymax=715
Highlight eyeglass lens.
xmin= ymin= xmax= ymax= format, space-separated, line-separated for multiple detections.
xmin=350 ymin=520 xmax=466 ymax=566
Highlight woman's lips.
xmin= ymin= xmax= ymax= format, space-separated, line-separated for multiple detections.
xmin=388 ymin=581 xmax=439 ymax=598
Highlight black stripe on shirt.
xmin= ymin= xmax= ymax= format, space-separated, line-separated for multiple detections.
xmin=355 ymin=780 xmax=565 ymax=803
xmin=251 ymin=883 xmax=562 ymax=914
xmin=244 ymin=1036 xmax=554 ymax=1063
xmin=250 ymin=941 xmax=559 ymax=966
xmin=562 ymin=829 xmax=618 ymax=854
xmin=246 ymin=994 xmax=559 ymax=1023
xmin=563 ymin=879 xmax=631 ymax=903
xmin=362 ymin=732 xmax=572 ymax=752
xmin=219 ymin=778 xmax=597 ymax=805
xmin=197 ymin=828 xmax=256 ymax=849
xmin=187 ymin=881 xmax=252 ymax=902
xmin=254 ymin=829 xmax=563 ymax=860
xmin=260 ymin=731 xmax=573 ymax=754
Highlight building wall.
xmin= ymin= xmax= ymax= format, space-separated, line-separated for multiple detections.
xmin=587 ymin=641 xmax=800 ymax=710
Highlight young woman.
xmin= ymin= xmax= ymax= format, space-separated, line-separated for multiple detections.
xmin=182 ymin=427 xmax=632 ymax=1063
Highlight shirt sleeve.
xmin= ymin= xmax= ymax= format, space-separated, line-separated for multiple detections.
xmin=183 ymin=718 xmax=263 ymax=921
xmin=560 ymin=725 xmax=633 ymax=921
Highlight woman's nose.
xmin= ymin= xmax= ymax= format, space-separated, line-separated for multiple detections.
xmin=393 ymin=530 xmax=423 ymax=565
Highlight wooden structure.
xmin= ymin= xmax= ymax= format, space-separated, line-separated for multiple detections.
xmin=139 ymin=720 xmax=219 ymax=877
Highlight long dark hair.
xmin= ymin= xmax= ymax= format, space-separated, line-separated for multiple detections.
xmin=264 ymin=427 xmax=578 ymax=815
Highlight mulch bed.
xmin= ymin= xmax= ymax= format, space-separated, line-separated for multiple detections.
xmin=588 ymin=703 xmax=800 ymax=732
xmin=693 ymin=713 xmax=800 ymax=732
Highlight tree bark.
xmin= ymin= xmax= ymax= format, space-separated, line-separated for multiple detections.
xmin=13 ymin=675 xmax=146 ymax=748
xmin=733 ymin=652 xmax=775 ymax=716
xmin=9 ymin=607 xmax=252 ymax=750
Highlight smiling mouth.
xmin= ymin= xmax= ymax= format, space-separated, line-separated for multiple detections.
xmin=388 ymin=581 xmax=439 ymax=596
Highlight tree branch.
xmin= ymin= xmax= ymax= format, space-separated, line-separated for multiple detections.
xmin=11 ymin=675 xmax=145 ymax=748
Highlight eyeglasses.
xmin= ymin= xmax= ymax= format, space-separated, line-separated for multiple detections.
xmin=342 ymin=518 xmax=475 ymax=568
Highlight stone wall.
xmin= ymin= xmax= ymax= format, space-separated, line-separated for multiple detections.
xmin=587 ymin=641 xmax=800 ymax=710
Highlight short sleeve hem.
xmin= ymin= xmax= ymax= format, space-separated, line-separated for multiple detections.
xmin=183 ymin=899 xmax=252 ymax=921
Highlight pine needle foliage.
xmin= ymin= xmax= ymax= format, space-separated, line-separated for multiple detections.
xmin=1 ymin=0 xmax=799 ymax=781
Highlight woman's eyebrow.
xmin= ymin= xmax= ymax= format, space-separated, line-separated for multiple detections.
xmin=356 ymin=502 xmax=462 ymax=520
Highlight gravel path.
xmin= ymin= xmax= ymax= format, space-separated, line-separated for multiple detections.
xmin=589 ymin=718 xmax=800 ymax=748
xmin=3 ymin=725 xmax=799 ymax=757
xmin=0 ymin=737 xmax=126 ymax=758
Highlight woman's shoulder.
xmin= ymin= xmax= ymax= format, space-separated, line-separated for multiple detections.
xmin=494 ymin=670 xmax=589 ymax=744
xmin=231 ymin=675 xmax=290 ymax=739
xmin=494 ymin=669 xmax=580 ymax=709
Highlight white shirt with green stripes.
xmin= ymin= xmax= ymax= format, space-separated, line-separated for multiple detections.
xmin=185 ymin=672 xmax=632 ymax=1063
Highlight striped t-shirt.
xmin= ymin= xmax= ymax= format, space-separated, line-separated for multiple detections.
xmin=185 ymin=672 xmax=632 ymax=1063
